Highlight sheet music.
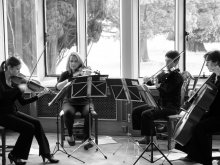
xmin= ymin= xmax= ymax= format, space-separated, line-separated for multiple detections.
xmin=106 ymin=78 xmax=142 ymax=102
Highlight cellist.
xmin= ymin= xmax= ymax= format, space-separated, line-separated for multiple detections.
xmin=176 ymin=50 xmax=220 ymax=165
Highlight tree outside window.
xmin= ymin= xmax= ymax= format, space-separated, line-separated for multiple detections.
xmin=139 ymin=0 xmax=175 ymax=78
xmin=186 ymin=0 xmax=220 ymax=76
xmin=6 ymin=0 xmax=36 ymax=76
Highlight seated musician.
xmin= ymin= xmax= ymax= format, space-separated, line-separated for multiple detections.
xmin=175 ymin=50 xmax=220 ymax=165
xmin=132 ymin=50 xmax=184 ymax=144
xmin=55 ymin=52 xmax=95 ymax=149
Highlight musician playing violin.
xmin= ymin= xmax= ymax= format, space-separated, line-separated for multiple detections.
xmin=56 ymin=52 xmax=96 ymax=149
xmin=0 ymin=56 xmax=59 ymax=165
xmin=176 ymin=50 xmax=220 ymax=165
xmin=132 ymin=50 xmax=184 ymax=144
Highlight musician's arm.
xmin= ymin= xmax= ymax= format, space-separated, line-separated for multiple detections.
xmin=55 ymin=71 xmax=69 ymax=91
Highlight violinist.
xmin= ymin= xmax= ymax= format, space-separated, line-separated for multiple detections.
xmin=0 ymin=56 xmax=59 ymax=165
xmin=55 ymin=52 xmax=95 ymax=149
xmin=176 ymin=50 xmax=220 ymax=165
xmin=132 ymin=50 xmax=184 ymax=144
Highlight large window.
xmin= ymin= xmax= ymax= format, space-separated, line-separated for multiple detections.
xmin=45 ymin=0 xmax=77 ymax=75
xmin=185 ymin=0 xmax=220 ymax=77
xmin=139 ymin=0 xmax=175 ymax=78
xmin=86 ymin=0 xmax=121 ymax=77
xmin=5 ymin=0 xmax=37 ymax=76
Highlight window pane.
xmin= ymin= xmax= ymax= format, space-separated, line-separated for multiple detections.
xmin=139 ymin=0 xmax=175 ymax=78
xmin=86 ymin=0 xmax=121 ymax=77
xmin=45 ymin=0 xmax=77 ymax=75
xmin=6 ymin=0 xmax=36 ymax=76
xmin=186 ymin=0 xmax=220 ymax=76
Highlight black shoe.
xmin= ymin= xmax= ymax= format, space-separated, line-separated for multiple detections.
xmin=84 ymin=142 xmax=94 ymax=150
xmin=136 ymin=137 xmax=150 ymax=144
xmin=67 ymin=136 xmax=76 ymax=146
xmin=8 ymin=153 xmax=26 ymax=165
xmin=41 ymin=154 xmax=59 ymax=163
xmin=179 ymin=156 xmax=196 ymax=162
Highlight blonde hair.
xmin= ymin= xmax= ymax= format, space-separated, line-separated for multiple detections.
xmin=66 ymin=52 xmax=85 ymax=73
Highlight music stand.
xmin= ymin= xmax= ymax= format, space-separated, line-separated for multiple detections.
xmin=132 ymin=84 xmax=172 ymax=165
xmin=106 ymin=78 xmax=143 ymax=158
xmin=48 ymin=84 xmax=85 ymax=164
xmin=68 ymin=75 xmax=108 ymax=159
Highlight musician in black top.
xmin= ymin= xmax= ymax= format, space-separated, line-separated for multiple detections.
xmin=132 ymin=50 xmax=184 ymax=144
xmin=0 ymin=56 xmax=58 ymax=165
xmin=56 ymin=52 xmax=95 ymax=148
xmin=176 ymin=50 xmax=220 ymax=165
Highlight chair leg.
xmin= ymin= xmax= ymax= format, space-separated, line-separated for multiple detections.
xmin=60 ymin=116 xmax=64 ymax=147
xmin=95 ymin=117 xmax=98 ymax=144
xmin=167 ymin=121 xmax=172 ymax=150
xmin=1 ymin=128 xmax=6 ymax=165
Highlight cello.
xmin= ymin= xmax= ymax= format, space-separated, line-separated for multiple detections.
xmin=173 ymin=72 xmax=218 ymax=146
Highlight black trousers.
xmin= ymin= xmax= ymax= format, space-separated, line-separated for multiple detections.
xmin=132 ymin=104 xmax=177 ymax=136
xmin=0 ymin=111 xmax=50 ymax=159
xmin=175 ymin=115 xmax=220 ymax=165
xmin=62 ymin=102 xmax=94 ymax=139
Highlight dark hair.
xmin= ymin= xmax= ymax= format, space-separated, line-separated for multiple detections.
xmin=204 ymin=50 xmax=220 ymax=66
xmin=0 ymin=56 xmax=21 ymax=71
xmin=165 ymin=50 xmax=180 ymax=63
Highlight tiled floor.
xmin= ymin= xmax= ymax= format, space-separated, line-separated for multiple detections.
xmin=2 ymin=132 xmax=220 ymax=165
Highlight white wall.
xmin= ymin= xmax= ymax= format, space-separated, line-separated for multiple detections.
xmin=0 ymin=0 xmax=5 ymax=63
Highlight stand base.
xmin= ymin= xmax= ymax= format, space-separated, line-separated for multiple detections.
xmin=133 ymin=137 xmax=173 ymax=165
xmin=52 ymin=142 xmax=85 ymax=163
xmin=68 ymin=137 xmax=107 ymax=159
xmin=113 ymin=133 xmax=143 ymax=156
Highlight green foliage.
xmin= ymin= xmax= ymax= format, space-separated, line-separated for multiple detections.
xmin=139 ymin=0 xmax=174 ymax=39
xmin=186 ymin=0 xmax=220 ymax=43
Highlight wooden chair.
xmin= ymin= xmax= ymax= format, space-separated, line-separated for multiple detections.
xmin=0 ymin=126 xmax=14 ymax=165
xmin=154 ymin=71 xmax=193 ymax=150
xmin=211 ymin=133 xmax=220 ymax=162
xmin=60 ymin=111 xmax=98 ymax=147
xmin=0 ymin=126 xmax=6 ymax=165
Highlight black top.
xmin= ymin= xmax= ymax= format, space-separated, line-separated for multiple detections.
xmin=148 ymin=69 xmax=184 ymax=109
xmin=56 ymin=71 xmax=89 ymax=105
xmin=0 ymin=71 xmax=38 ymax=114
xmin=207 ymin=73 xmax=220 ymax=117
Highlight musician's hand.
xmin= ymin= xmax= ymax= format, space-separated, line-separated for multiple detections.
xmin=82 ymin=69 xmax=92 ymax=76
xmin=18 ymin=84 xmax=28 ymax=92
xmin=37 ymin=88 xmax=49 ymax=98
xmin=63 ymin=81 xmax=71 ymax=88
xmin=143 ymin=76 xmax=152 ymax=83
xmin=188 ymin=89 xmax=196 ymax=97
xmin=155 ymin=78 xmax=161 ymax=88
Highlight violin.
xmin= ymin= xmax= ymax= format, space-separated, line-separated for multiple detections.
xmin=144 ymin=51 xmax=184 ymax=85
xmin=156 ymin=67 xmax=178 ymax=83
xmin=72 ymin=66 xmax=100 ymax=77
xmin=145 ymin=67 xmax=177 ymax=85
xmin=11 ymin=73 xmax=56 ymax=94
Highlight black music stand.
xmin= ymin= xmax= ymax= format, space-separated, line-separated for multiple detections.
xmin=48 ymin=85 xmax=85 ymax=164
xmin=106 ymin=78 xmax=143 ymax=158
xmin=68 ymin=75 xmax=108 ymax=159
xmin=132 ymin=84 xmax=173 ymax=165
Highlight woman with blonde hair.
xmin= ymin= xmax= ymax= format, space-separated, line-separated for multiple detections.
xmin=56 ymin=52 xmax=95 ymax=148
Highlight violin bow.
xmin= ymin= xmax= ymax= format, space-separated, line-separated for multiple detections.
xmin=192 ymin=58 xmax=206 ymax=90
xmin=27 ymin=42 xmax=48 ymax=83
xmin=147 ymin=50 xmax=184 ymax=80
